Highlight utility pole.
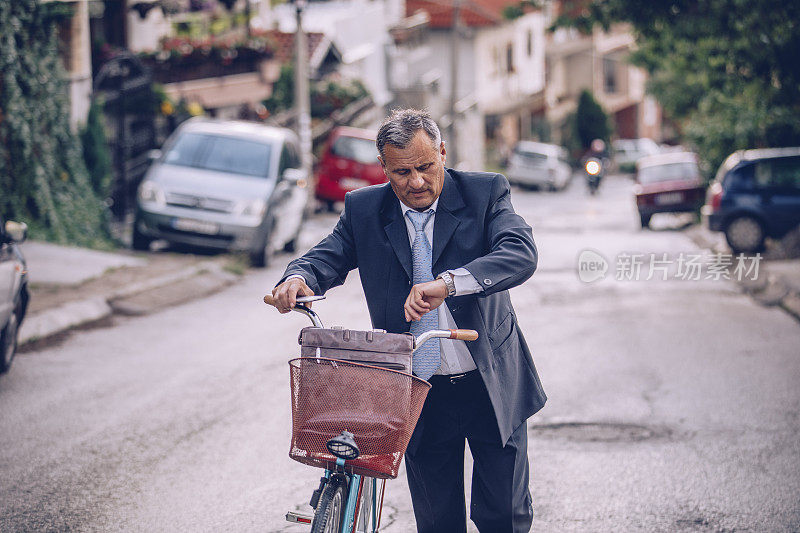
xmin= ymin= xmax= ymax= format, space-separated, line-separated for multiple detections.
xmin=447 ymin=0 xmax=461 ymax=167
xmin=294 ymin=0 xmax=312 ymax=178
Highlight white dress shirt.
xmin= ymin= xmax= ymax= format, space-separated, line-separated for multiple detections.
xmin=398 ymin=198 xmax=480 ymax=375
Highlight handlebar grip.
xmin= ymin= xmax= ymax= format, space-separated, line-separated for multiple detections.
xmin=449 ymin=329 xmax=478 ymax=341
xmin=263 ymin=294 xmax=278 ymax=307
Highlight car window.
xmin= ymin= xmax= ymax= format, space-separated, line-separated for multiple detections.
xmin=164 ymin=131 xmax=207 ymax=167
xmin=638 ymin=162 xmax=700 ymax=184
xmin=164 ymin=132 xmax=273 ymax=178
xmin=723 ymin=163 xmax=755 ymax=190
xmin=755 ymin=157 xmax=800 ymax=188
xmin=513 ymin=147 xmax=547 ymax=162
xmin=287 ymin=143 xmax=301 ymax=169
xmin=331 ymin=136 xmax=378 ymax=165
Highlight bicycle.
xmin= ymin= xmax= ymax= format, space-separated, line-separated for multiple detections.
xmin=263 ymin=293 xmax=478 ymax=533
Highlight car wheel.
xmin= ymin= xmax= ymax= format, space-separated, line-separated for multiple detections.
xmin=640 ymin=213 xmax=652 ymax=229
xmin=131 ymin=219 xmax=152 ymax=251
xmin=725 ymin=216 xmax=765 ymax=254
xmin=0 ymin=305 xmax=21 ymax=374
xmin=250 ymin=224 xmax=275 ymax=268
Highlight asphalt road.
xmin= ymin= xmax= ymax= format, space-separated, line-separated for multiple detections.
xmin=1 ymin=174 xmax=798 ymax=532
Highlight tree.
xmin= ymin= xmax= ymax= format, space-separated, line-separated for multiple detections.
xmin=574 ymin=89 xmax=611 ymax=151
xmin=0 ymin=1 xmax=110 ymax=247
xmin=553 ymin=0 xmax=800 ymax=175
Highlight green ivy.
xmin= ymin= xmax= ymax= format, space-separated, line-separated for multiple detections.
xmin=0 ymin=0 xmax=111 ymax=247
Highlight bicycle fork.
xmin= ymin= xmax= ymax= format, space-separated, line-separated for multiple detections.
xmin=285 ymin=461 xmax=385 ymax=532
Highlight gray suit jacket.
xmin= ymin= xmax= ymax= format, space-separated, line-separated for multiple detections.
xmin=281 ymin=168 xmax=547 ymax=445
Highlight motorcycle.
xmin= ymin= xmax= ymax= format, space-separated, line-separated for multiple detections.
xmin=584 ymin=156 xmax=604 ymax=195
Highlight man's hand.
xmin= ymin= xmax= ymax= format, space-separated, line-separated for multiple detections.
xmin=405 ymin=279 xmax=448 ymax=322
xmin=272 ymin=277 xmax=315 ymax=313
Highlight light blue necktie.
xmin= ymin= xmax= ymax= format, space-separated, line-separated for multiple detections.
xmin=406 ymin=209 xmax=440 ymax=380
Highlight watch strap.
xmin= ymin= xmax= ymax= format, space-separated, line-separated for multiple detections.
xmin=437 ymin=271 xmax=456 ymax=297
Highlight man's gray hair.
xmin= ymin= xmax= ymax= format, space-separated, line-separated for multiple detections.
xmin=376 ymin=108 xmax=442 ymax=158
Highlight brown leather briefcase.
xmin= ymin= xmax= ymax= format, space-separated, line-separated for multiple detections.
xmin=298 ymin=326 xmax=414 ymax=373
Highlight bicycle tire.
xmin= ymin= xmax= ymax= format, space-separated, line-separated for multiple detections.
xmin=311 ymin=476 xmax=347 ymax=533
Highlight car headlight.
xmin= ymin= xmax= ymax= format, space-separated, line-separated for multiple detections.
xmin=138 ymin=181 xmax=166 ymax=206
xmin=236 ymin=199 xmax=267 ymax=218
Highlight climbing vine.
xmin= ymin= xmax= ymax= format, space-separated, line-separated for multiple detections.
xmin=0 ymin=0 xmax=110 ymax=247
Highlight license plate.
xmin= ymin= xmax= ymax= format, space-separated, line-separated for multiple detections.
xmin=172 ymin=218 xmax=220 ymax=235
xmin=655 ymin=192 xmax=683 ymax=205
xmin=340 ymin=177 xmax=369 ymax=190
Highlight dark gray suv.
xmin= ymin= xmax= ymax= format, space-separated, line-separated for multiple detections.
xmin=703 ymin=148 xmax=800 ymax=253
xmin=0 ymin=217 xmax=29 ymax=374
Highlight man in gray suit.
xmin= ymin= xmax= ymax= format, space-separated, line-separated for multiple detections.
xmin=272 ymin=109 xmax=546 ymax=532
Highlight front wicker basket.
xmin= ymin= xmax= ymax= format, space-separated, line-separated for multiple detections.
xmin=288 ymin=357 xmax=431 ymax=479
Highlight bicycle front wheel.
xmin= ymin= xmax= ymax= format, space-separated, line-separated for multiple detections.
xmin=311 ymin=476 xmax=347 ymax=533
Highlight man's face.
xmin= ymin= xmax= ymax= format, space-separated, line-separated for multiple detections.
xmin=379 ymin=130 xmax=446 ymax=211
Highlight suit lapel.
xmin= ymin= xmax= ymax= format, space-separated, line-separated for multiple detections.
xmin=381 ymin=188 xmax=413 ymax=281
xmin=432 ymin=170 xmax=464 ymax=270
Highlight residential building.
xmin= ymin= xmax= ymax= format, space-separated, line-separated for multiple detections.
xmin=398 ymin=0 xmax=547 ymax=170
xmin=543 ymin=0 xmax=662 ymax=146
xmin=269 ymin=0 xmax=402 ymax=110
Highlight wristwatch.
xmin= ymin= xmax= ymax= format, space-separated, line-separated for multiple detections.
xmin=437 ymin=271 xmax=457 ymax=297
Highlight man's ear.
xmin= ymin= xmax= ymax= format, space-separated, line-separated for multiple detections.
xmin=440 ymin=141 xmax=447 ymax=163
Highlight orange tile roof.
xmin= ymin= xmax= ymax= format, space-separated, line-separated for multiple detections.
xmin=406 ymin=0 xmax=524 ymax=28
xmin=264 ymin=30 xmax=327 ymax=64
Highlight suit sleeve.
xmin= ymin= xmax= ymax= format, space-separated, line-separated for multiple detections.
xmin=278 ymin=193 xmax=358 ymax=295
xmin=462 ymin=174 xmax=537 ymax=295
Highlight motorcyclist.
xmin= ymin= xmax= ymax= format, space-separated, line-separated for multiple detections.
xmin=582 ymin=138 xmax=608 ymax=194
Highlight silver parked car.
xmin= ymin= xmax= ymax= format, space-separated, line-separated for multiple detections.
xmin=612 ymin=138 xmax=661 ymax=172
xmin=505 ymin=141 xmax=573 ymax=191
xmin=0 ymin=217 xmax=29 ymax=374
xmin=134 ymin=119 xmax=308 ymax=267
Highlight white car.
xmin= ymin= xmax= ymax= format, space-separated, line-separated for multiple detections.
xmin=505 ymin=141 xmax=573 ymax=191
xmin=612 ymin=138 xmax=661 ymax=172
xmin=134 ymin=118 xmax=309 ymax=267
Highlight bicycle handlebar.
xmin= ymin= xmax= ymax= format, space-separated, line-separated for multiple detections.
xmin=264 ymin=294 xmax=479 ymax=346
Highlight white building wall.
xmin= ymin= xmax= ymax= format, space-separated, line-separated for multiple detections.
xmin=474 ymin=12 xmax=544 ymax=111
xmin=126 ymin=8 xmax=171 ymax=52
xmin=272 ymin=0 xmax=396 ymax=107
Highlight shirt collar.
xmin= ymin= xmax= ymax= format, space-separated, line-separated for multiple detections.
xmin=399 ymin=197 xmax=439 ymax=217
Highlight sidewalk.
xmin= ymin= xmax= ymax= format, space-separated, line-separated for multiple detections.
xmin=685 ymin=225 xmax=800 ymax=322
xmin=19 ymin=241 xmax=244 ymax=348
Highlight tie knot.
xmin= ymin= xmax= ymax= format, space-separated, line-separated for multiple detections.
xmin=406 ymin=209 xmax=434 ymax=232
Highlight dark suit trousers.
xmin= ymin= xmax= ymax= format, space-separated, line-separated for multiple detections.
xmin=404 ymin=372 xmax=533 ymax=533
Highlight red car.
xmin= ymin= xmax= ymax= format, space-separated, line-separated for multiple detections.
xmin=634 ymin=151 xmax=706 ymax=228
xmin=315 ymin=127 xmax=386 ymax=210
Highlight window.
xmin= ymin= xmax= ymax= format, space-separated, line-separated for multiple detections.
xmin=279 ymin=143 xmax=301 ymax=174
xmin=164 ymin=132 xmax=273 ymax=178
xmin=331 ymin=136 xmax=378 ymax=165
xmin=638 ymin=162 xmax=700 ymax=185
xmin=506 ymin=44 xmax=515 ymax=73
xmin=526 ymin=30 xmax=533 ymax=57
xmin=603 ymin=56 xmax=617 ymax=94
xmin=755 ymin=157 xmax=800 ymax=188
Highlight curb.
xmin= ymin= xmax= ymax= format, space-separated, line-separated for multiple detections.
xmin=19 ymin=260 xmax=239 ymax=346
xmin=685 ymin=225 xmax=800 ymax=323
